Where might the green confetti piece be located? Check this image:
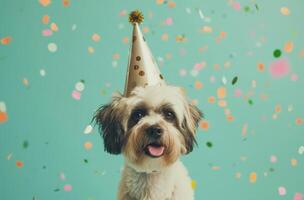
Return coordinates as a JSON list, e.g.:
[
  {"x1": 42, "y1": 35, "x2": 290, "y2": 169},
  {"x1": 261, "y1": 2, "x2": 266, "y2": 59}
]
[
  {"x1": 232, "y1": 76, "x2": 238, "y2": 85},
  {"x1": 248, "y1": 99, "x2": 254, "y2": 105},
  {"x1": 206, "y1": 141, "x2": 213, "y2": 148},
  {"x1": 255, "y1": 4, "x2": 259, "y2": 10},
  {"x1": 273, "y1": 49, "x2": 282, "y2": 58},
  {"x1": 23, "y1": 140, "x2": 29, "y2": 149},
  {"x1": 244, "y1": 6, "x2": 250, "y2": 12},
  {"x1": 54, "y1": 188, "x2": 60, "y2": 192},
  {"x1": 84, "y1": 159, "x2": 88, "y2": 163}
]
